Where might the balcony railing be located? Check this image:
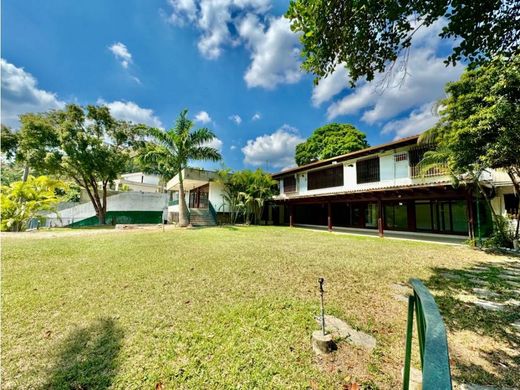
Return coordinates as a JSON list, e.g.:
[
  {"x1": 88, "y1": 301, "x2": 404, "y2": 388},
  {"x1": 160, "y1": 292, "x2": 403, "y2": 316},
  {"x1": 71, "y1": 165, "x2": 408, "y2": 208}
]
[{"x1": 411, "y1": 164, "x2": 448, "y2": 179}]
